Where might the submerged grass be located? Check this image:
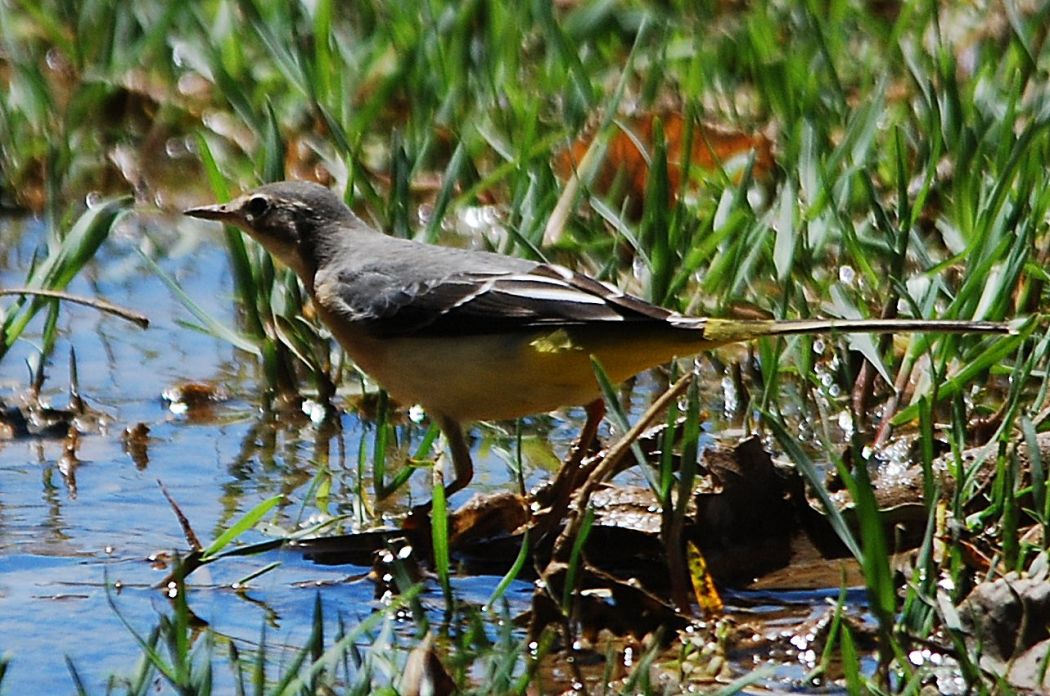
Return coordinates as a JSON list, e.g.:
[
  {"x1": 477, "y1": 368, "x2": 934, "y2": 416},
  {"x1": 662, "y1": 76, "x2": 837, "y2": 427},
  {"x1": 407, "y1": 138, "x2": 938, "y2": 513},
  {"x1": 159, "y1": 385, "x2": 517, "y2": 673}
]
[{"x1": 2, "y1": 0, "x2": 1050, "y2": 692}]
